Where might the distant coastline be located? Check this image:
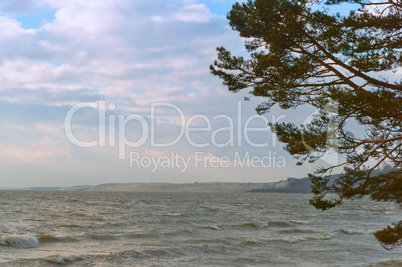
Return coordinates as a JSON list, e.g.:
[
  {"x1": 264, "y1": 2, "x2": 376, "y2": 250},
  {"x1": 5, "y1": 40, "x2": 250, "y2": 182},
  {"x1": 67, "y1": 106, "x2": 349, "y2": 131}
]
[
  {"x1": 7, "y1": 170, "x2": 392, "y2": 193},
  {"x1": 56, "y1": 175, "x2": 331, "y2": 193},
  {"x1": 0, "y1": 176, "x2": 331, "y2": 193}
]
